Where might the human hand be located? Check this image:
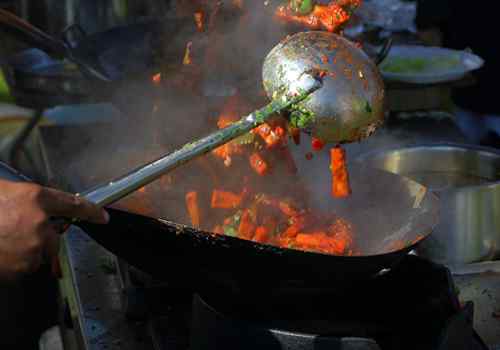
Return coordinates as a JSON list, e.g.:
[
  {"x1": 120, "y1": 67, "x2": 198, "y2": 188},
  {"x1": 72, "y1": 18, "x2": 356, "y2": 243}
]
[{"x1": 0, "y1": 179, "x2": 109, "y2": 281}]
